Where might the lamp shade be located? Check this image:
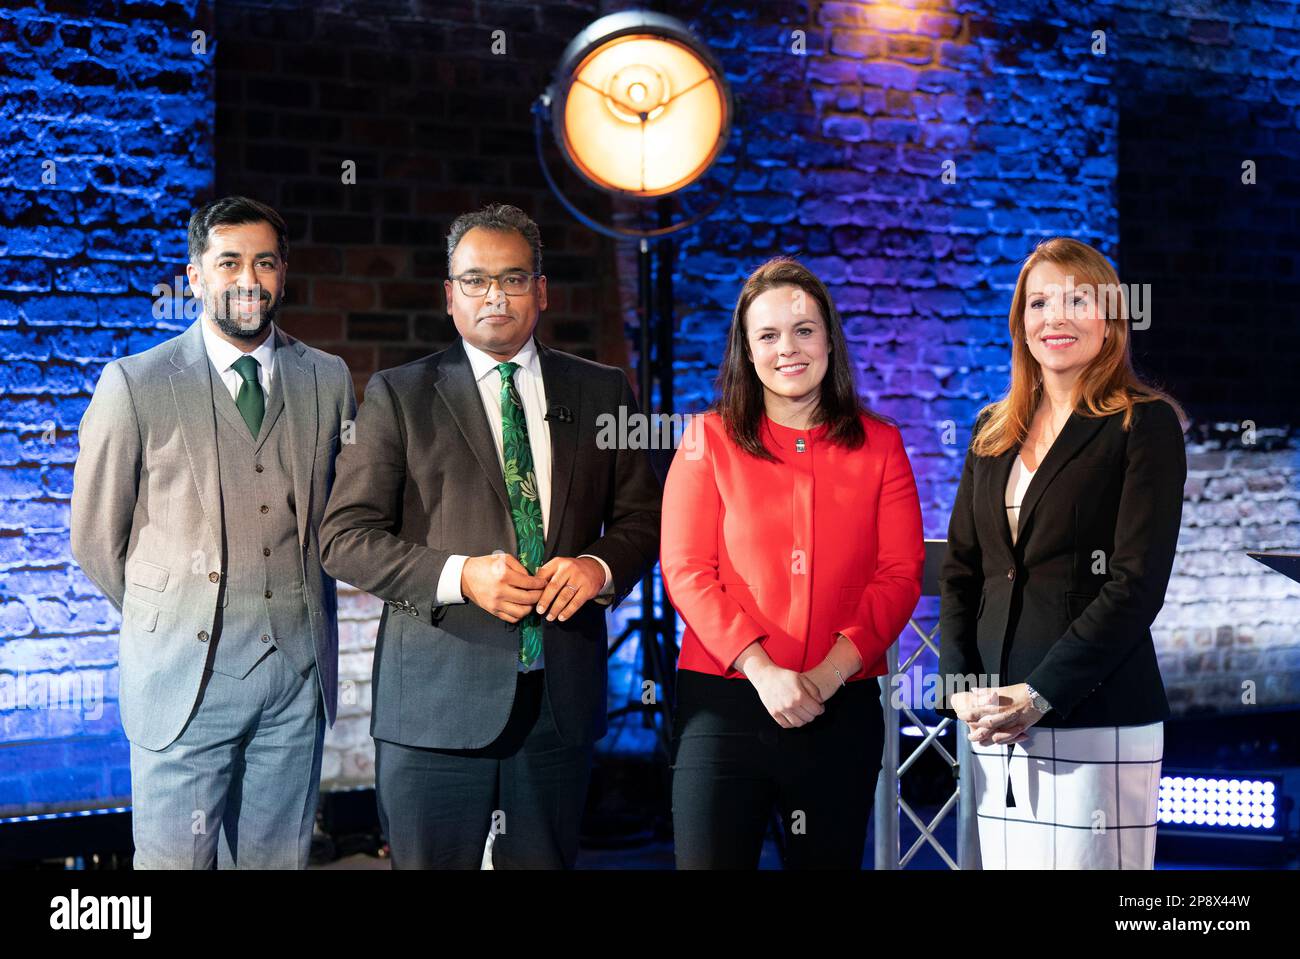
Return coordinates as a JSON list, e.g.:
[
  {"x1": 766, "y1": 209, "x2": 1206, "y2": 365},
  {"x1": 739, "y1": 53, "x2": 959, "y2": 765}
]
[{"x1": 549, "y1": 11, "x2": 731, "y2": 197}]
